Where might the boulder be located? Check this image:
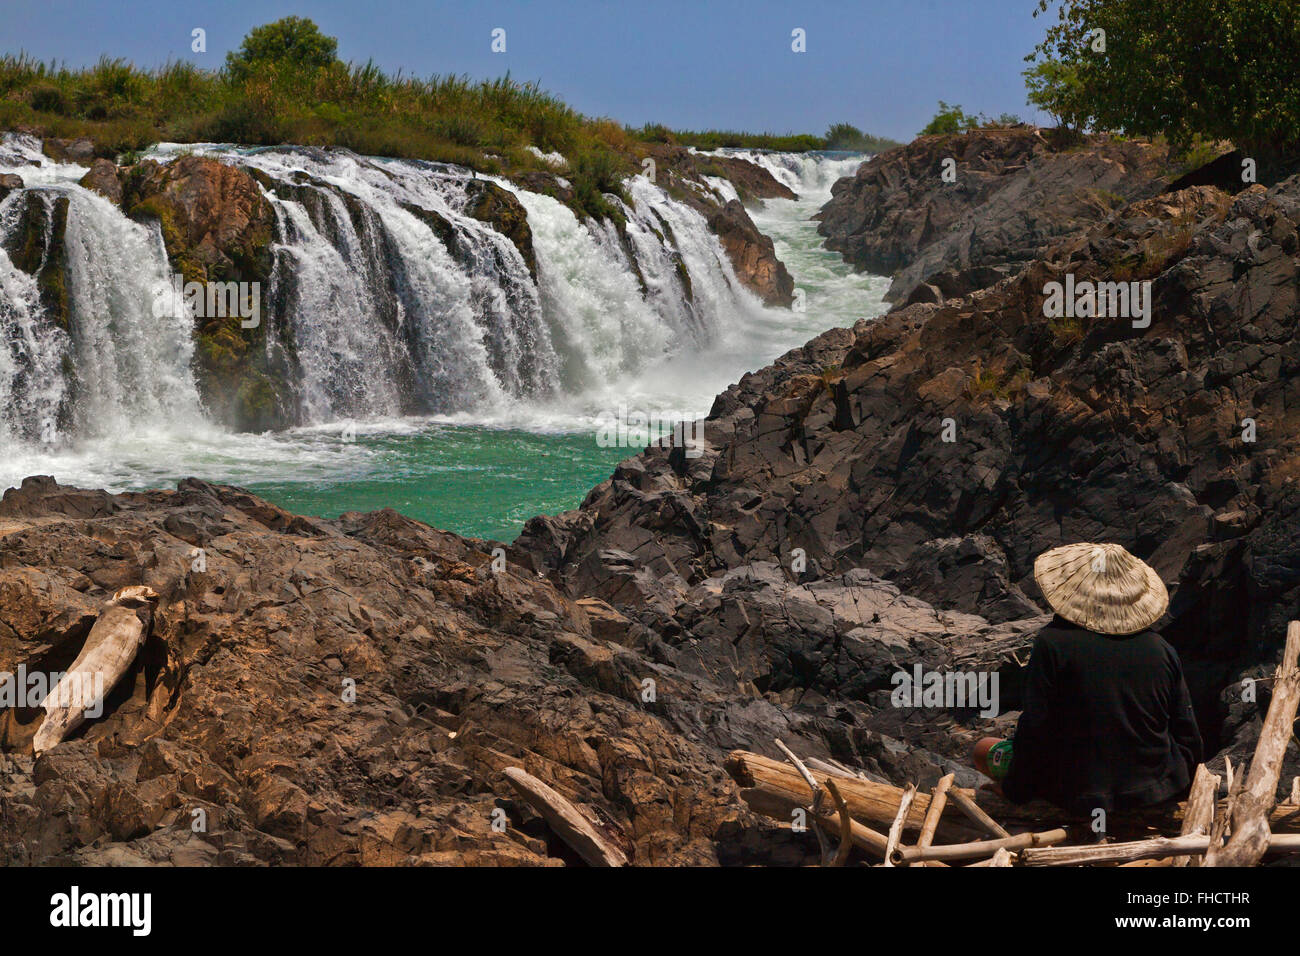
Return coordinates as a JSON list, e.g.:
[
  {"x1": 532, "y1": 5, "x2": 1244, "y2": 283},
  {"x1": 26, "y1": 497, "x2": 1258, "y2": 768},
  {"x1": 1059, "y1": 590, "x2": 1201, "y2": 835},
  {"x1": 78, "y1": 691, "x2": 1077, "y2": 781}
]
[
  {"x1": 708, "y1": 199, "x2": 795, "y2": 306},
  {"x1": 0, "y1": 172, "x2": 23, "y2": 201},
  {"x1": 77, "y1": 158, "x2": 122, "y2": 204},
  {"x1": 462, "y1": 179, "x2": 538, "y2": 280},
  {"x1": 42, "y1": 137, "x2": 96, "y2": 164},
  {"x1": 123, "y1": 155, "x2": 274, "y2": 284}
]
